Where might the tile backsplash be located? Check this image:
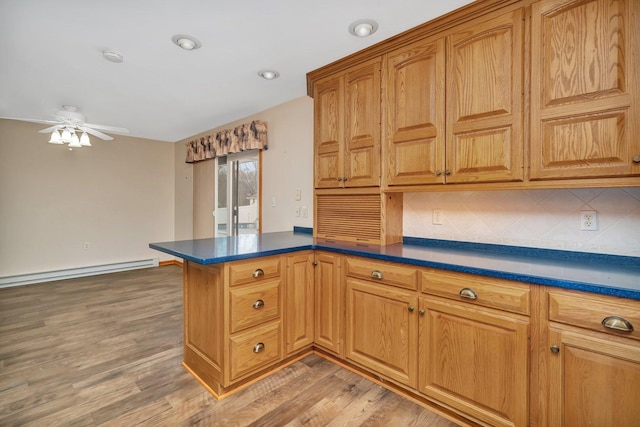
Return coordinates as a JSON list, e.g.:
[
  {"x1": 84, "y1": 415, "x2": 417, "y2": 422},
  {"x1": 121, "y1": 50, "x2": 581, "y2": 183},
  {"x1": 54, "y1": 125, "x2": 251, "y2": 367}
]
[{"x1": 403, "y1": 187, "x2": 640, "y2": 257}]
